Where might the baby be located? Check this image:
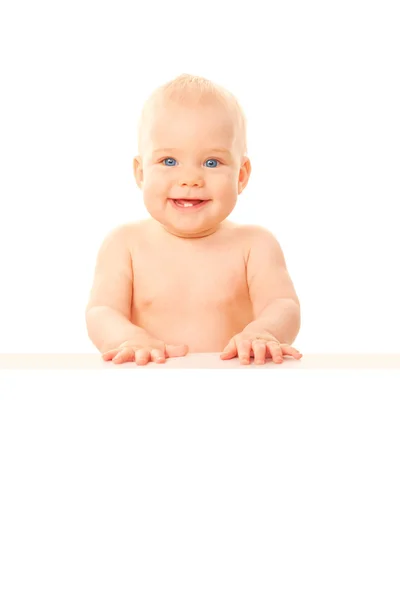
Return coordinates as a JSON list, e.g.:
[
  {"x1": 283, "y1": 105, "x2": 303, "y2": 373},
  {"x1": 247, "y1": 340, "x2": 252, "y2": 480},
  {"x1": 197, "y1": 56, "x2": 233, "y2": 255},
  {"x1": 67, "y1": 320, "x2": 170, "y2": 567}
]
[{"x1": 85, "y1": 73, "x2": 303, "y2": 366}]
